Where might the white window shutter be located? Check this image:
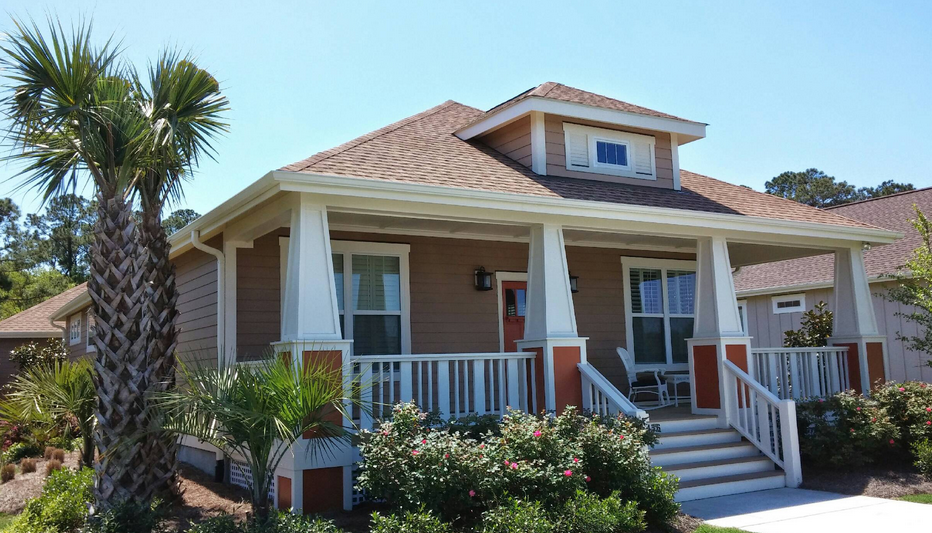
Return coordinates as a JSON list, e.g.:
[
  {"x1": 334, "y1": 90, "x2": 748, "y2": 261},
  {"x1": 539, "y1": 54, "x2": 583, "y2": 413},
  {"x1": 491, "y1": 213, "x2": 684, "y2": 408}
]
[
  {"x1": 567, "y1": 132, "x2": 589, "y2": 167},
  {"x1": 633, "y1": 140, "x2": 654, "y2": 176}
]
